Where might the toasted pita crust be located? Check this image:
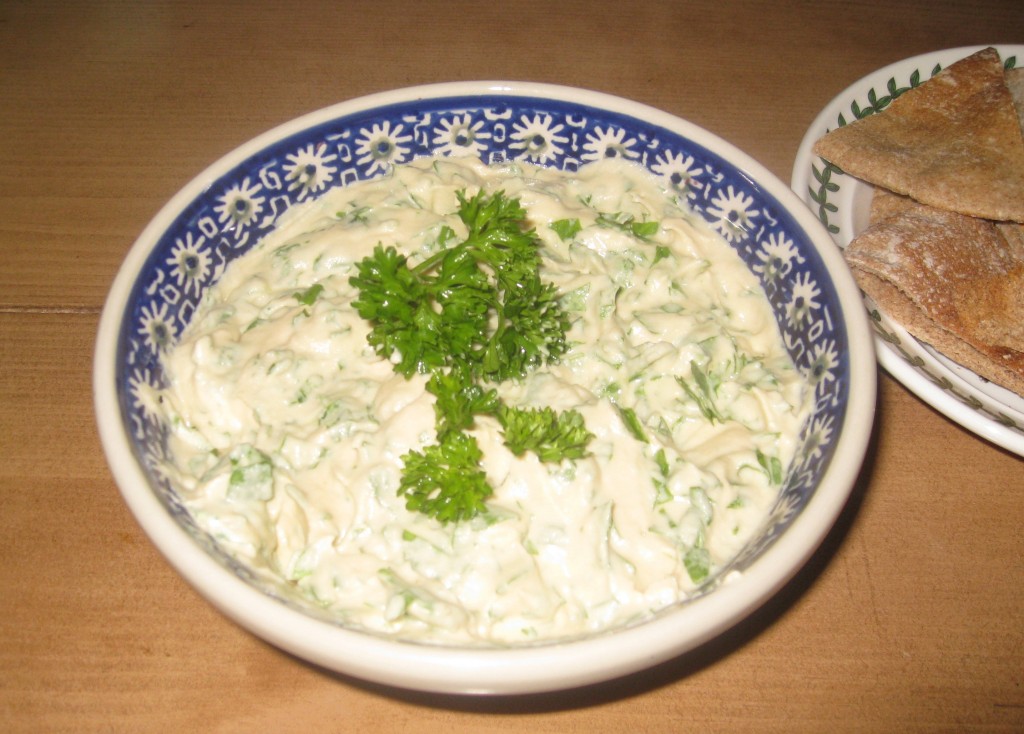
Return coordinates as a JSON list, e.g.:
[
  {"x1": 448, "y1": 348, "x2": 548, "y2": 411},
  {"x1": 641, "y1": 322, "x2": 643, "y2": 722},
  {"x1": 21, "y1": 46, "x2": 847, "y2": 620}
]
[
  {"x1": 868, "y1": 186, "x2": 916, "y2": 224},
  {"x1": 1007, "y1": 66, "x2": 1024, "y2": 122},
  {"x1": 997, "y1": 220, "x2": 1024, "y2": 257},
  {"x1": 814, "y1": 47, "x2": 1024, "y2": 222},
  {"x1": 844, "y1": 201, "x2": 1024, "y2": 395},
  {"x1": 853, "y1": 269, "x2": 1024, "y2": 396}
]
